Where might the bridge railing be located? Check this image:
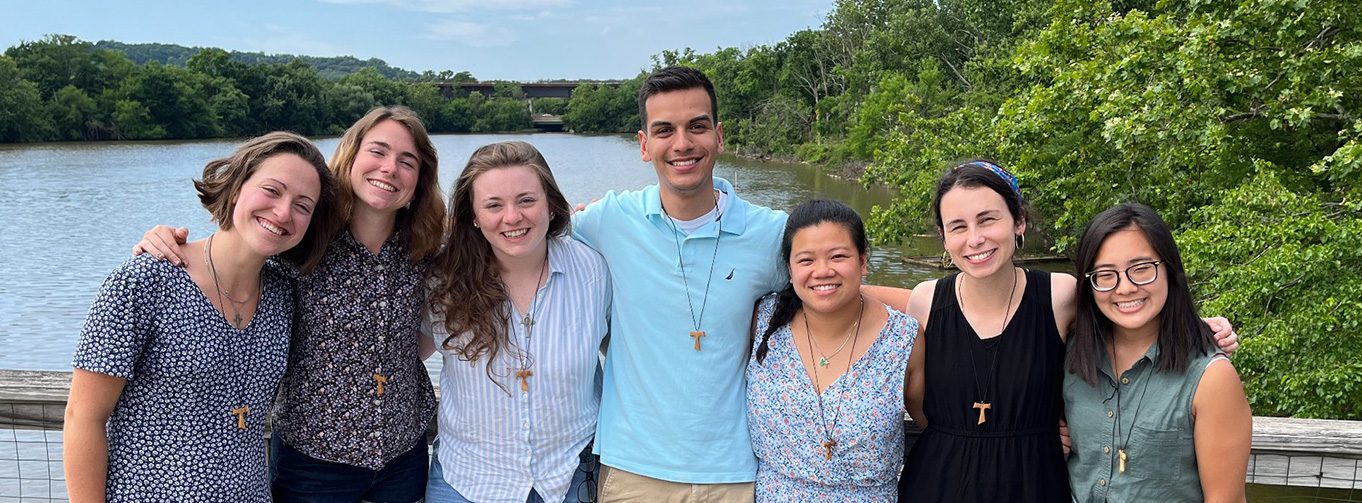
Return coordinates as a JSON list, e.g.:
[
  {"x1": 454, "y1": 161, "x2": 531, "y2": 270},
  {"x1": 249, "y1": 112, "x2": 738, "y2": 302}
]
[{"x1": 4, "y1": 369, "x2": 1360, "y2": 500}]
